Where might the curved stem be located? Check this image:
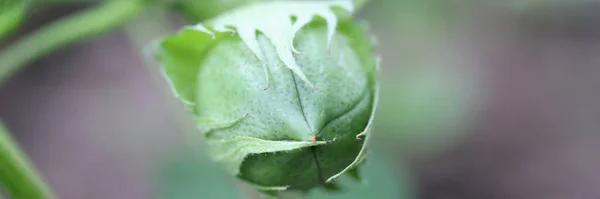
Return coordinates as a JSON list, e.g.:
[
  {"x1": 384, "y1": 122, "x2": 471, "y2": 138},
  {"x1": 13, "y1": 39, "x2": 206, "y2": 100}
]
[
  {"x1": 0, "y1": 0, "x2": 147, "y2": 85},
  {"x1": 0, "y1": 122, "x2": 56, "y2": 199}
]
